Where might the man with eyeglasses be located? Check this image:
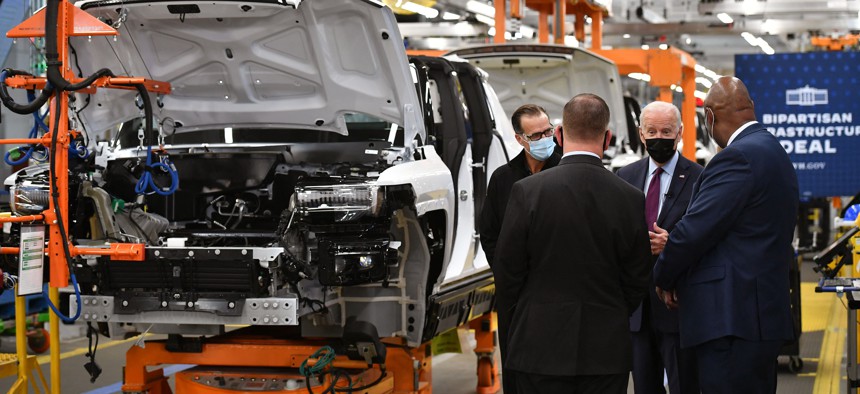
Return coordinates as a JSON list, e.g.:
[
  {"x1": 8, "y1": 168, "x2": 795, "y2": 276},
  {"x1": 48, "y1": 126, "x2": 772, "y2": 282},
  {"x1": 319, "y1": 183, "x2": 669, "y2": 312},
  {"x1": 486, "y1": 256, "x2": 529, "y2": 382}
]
[
  {"x1": 653, "y1": 77, "x2": 798, "y2": 393},
  {"x1": 494, "y1": 94, "x2": 651, "y2": 393},
  {"x1": 617, "y1": 101, "x2": 703, "y2": 394},
  {"x1": 479, "y1": 103, "x2": 560, "y2": 394}
]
